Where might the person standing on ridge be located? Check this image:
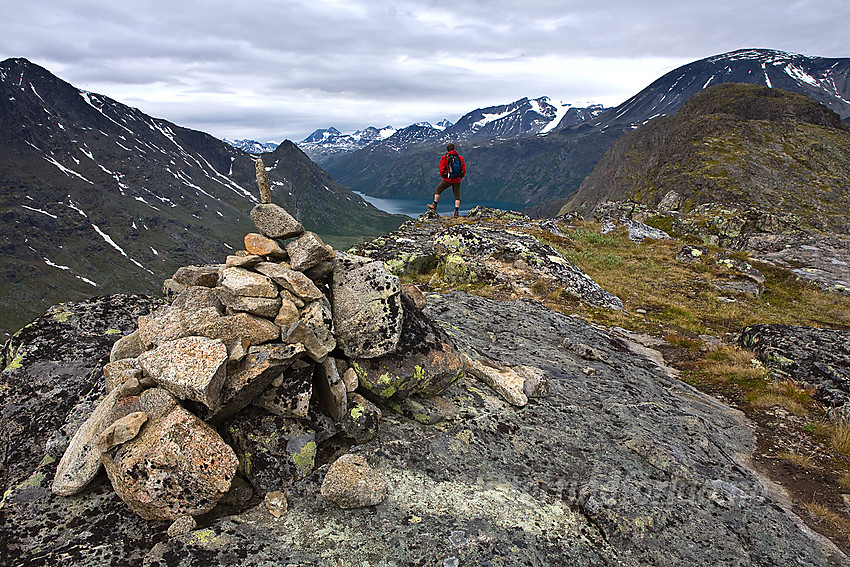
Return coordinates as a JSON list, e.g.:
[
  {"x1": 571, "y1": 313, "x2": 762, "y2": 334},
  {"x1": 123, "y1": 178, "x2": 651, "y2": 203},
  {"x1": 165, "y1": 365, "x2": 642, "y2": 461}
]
[{"x1": 427, "y1": 143, "x2": 466, "y2": 217}]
